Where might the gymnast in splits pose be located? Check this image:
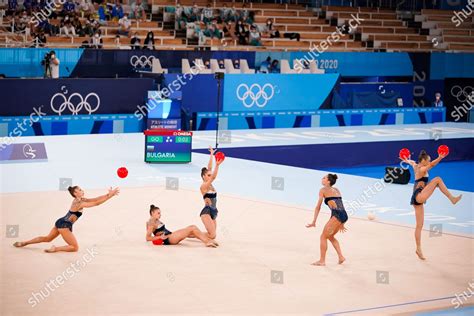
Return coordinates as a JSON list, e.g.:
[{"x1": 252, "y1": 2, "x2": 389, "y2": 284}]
[
  {"x1": 199, "y1": 146, "x2": 223, "y2": 240},
  {"x1": 146, "y1": 205, "x2": 218, "y2": 247},
  {"x1": 401, "y1": 150, "x2": 462, "y2": 260},
  {"x1": 13, "y1": 186, "x2": 119, "y2": 253},
  {"x1": 307, "y1": 174, "x2": 348, "y2": 266}
]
